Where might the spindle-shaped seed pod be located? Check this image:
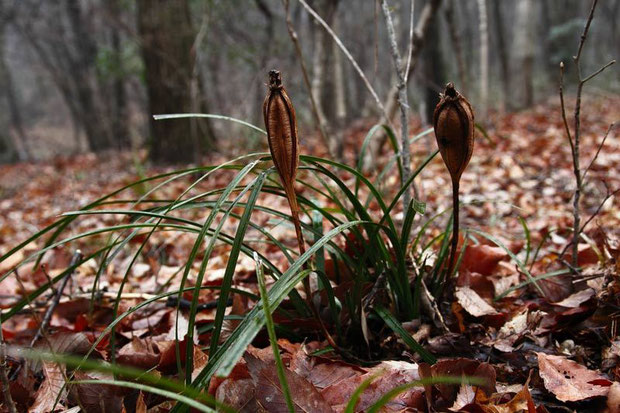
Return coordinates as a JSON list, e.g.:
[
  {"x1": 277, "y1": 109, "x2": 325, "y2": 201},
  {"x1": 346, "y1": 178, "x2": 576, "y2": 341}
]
[
  {"x1": 263, "y1": 70, "x2": 305, "y2": 255},
  {"x1": 433, "y1": 82, "x2": 474, "y2": 183},
  {"x1": 263, "y1": 70, "x2": 299, "y2": 192}
]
